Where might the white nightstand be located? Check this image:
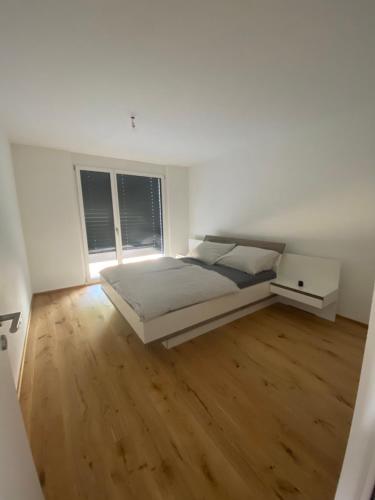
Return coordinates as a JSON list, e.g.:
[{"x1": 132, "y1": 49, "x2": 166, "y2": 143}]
[{"x1": 271, "y1": 253, "x2": 340, "y2": 321}]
